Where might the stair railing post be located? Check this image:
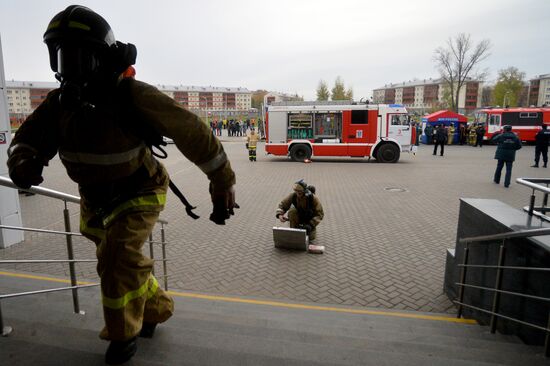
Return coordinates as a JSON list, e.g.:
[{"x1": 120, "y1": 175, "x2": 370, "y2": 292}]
[
  {"x1": 161, "y1": 222, "x2": 168, "y2": 291},
  {"x1": 0, "y1": 301, "x2": 13, "y2": 336},
  {"x1": 457, "y1": 243, "x2": 469, "y2": 318},
  {"x1": 63, "y1": 201, "x2": 81, "y2": 314},
  {"x1": 543, "y1": 184, "x2": 549, "y2": 212},
  {"x1": 149, "y1": 233, "x2": 155, "y2": 276},
  {"x1": 545, "y1": 310, "x2": 550, "y2": 358},
  {"x1": 490, "y1": 239, "x2": 506, "y2": 333},
  {"x1": 529, "y1": 189, "x2": 536, "y2": 216}
]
